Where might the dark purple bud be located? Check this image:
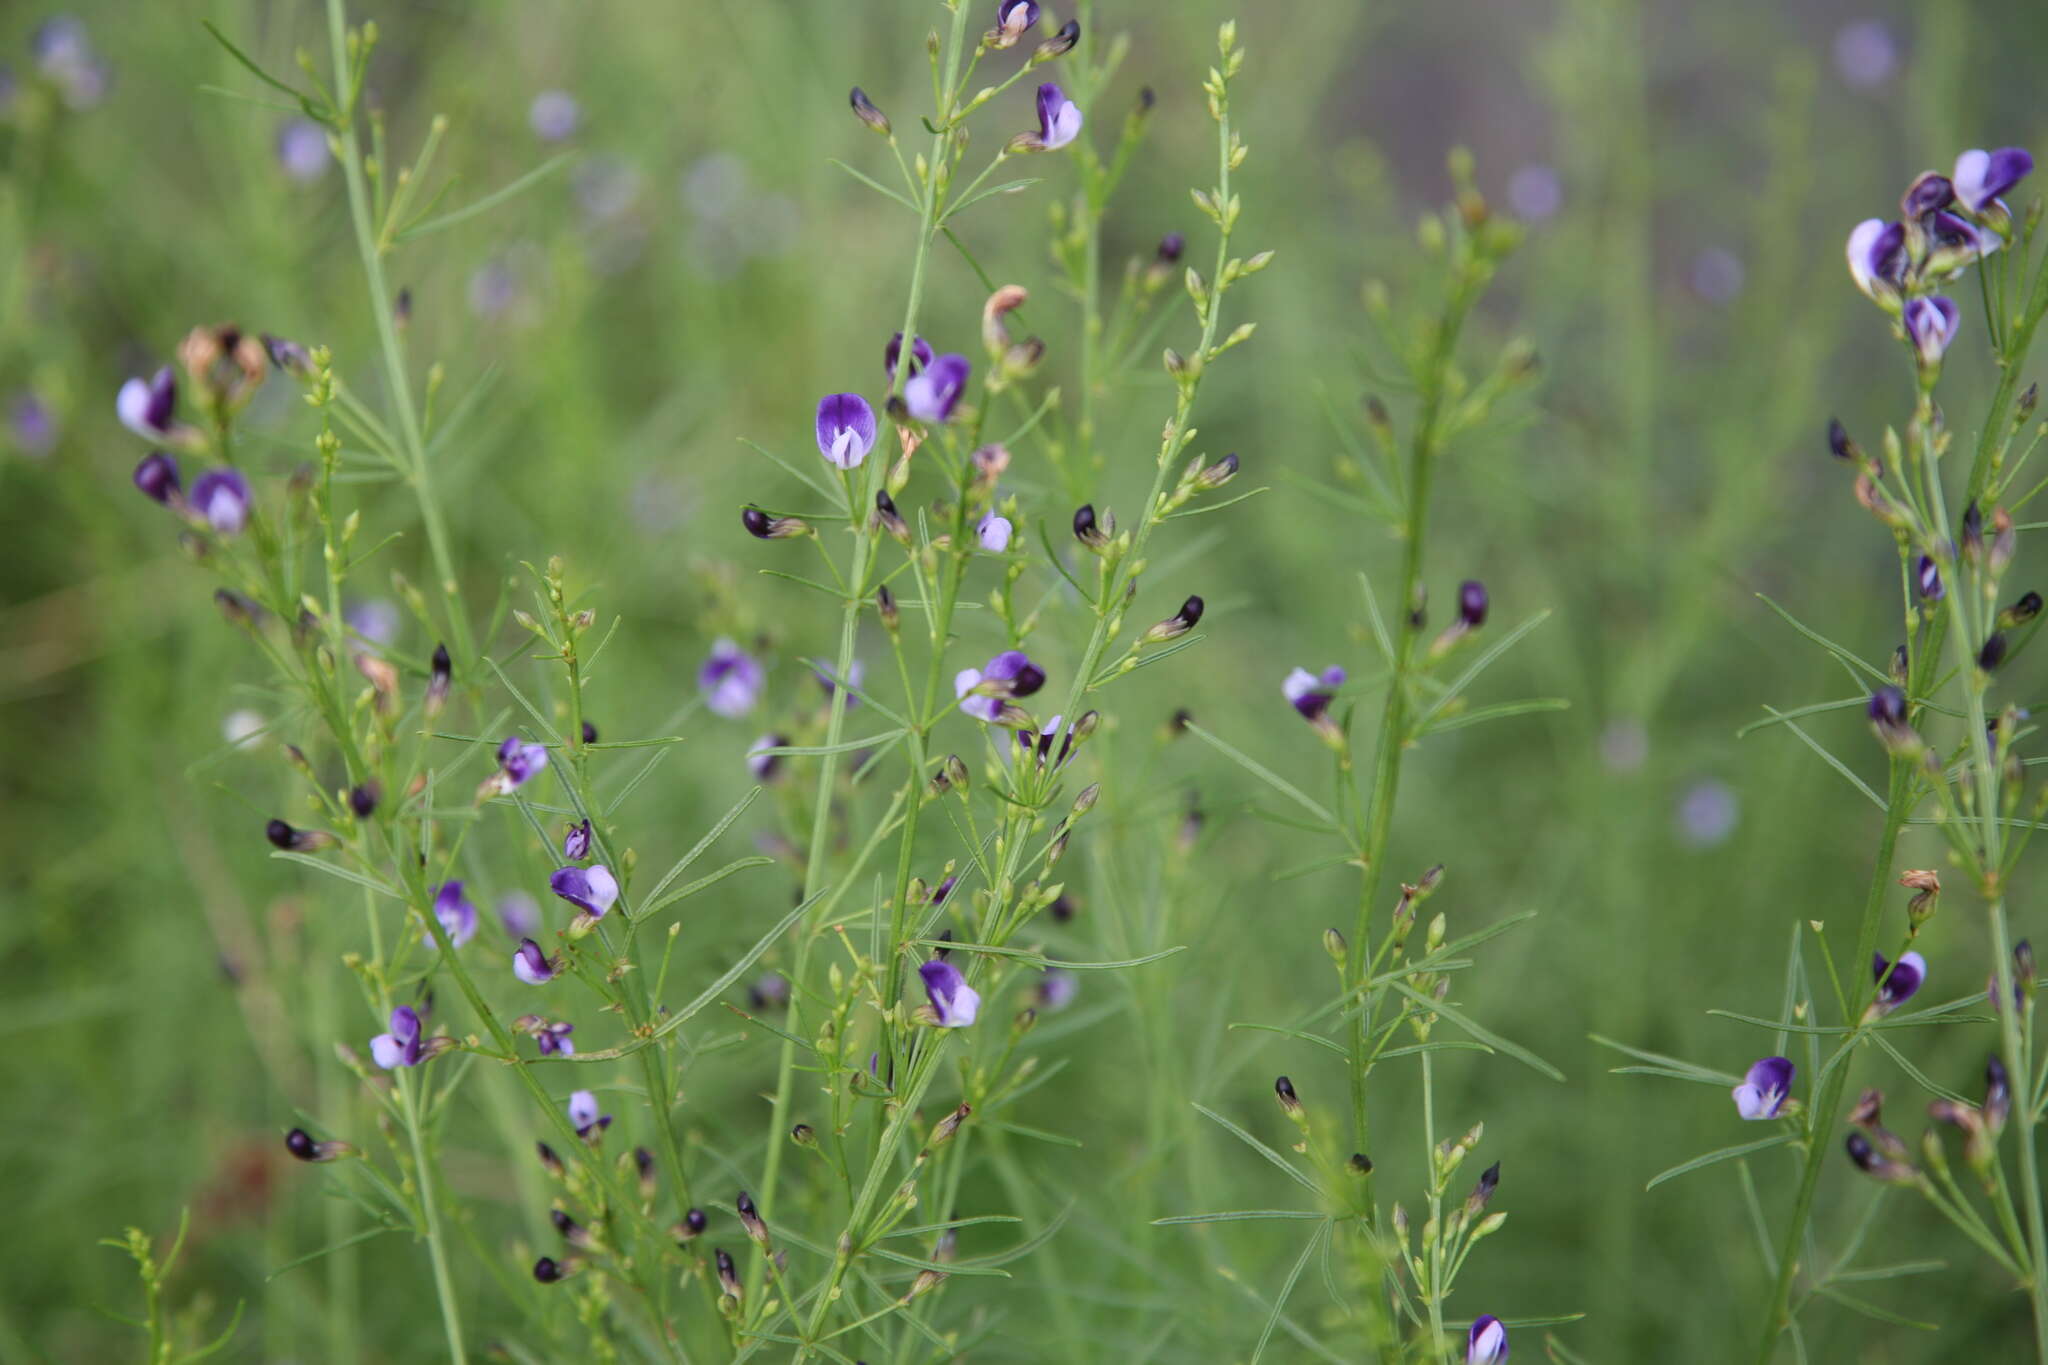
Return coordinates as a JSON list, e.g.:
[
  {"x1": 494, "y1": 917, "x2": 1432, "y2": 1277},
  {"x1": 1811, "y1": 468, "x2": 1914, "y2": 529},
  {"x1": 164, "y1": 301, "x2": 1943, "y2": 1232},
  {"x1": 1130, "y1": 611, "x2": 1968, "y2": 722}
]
[
  {"x1": 1039, "y1": 18, "x2": 1080, "y2": 57},
  {"x1": 190, "y1": 468, "x2": 252, "y2": 535},
  {"x1": 536, "y1": 1141, "x2": 565, "y2": 1176},
  {"x1": 1050, "y1": 893, "x2": 1076, "y2": 921},
  {"x1": 715, "y1": 1248, "x2": 742, "y2": 1298},
  {"x1": 550, "y1": 1208, "x2": 591, "y2": 1248},
  {"x1": 2004, "y1": 591, "x2": 2043, "y2": 627},
  {"x1": 284, "y1": 1127, "x2": 350, "y2": 1162},
  {"x1": 1274, "y1": 1075, "x2": 1302, "y2": 1114},
  {"x1": 1845, "y1": 1130, "x2": 1917, "y2": 1184},
  {"x1": 742, "y1": 505, "x2": 810, "y2": 540},
  {"x1": 1980, "y1": 633, "x2": 2009, "y2": 671},
  {"x1": 533, "y1": 1256, "x2": 565, "y2": 1283},
  {"x1": 1901, "y1": 170, "x2": 1955, "y2": 218},
  {"x1": 1467, "y1": 1161, "x2": 1500, "y2": 1212},
  {"x1": 1157, "y1": 232, "x2": 1186, "y2": 263},
  {"x1": 1986, "y1": 1056, "x2": 2011, "y2": 1134},
  {"x1": 394, "y1": 288, "x2": 412, "y2": 328},
  {"x1": 873, "y1": 489, "x2": 911, "y2": 543},
  {"x1": 133, "y1": 451, "x2": 181, "y2": 504},
  {"x1": 849, "y1": 86, "x2": 890, "y2": 136},
  {"x1": 349, "y1": 782, "x2": 380, "y2": 819},
  {"x1": 1828, "y1": 417, "x2": 1857, "y2": 461},
  {"x1": 581, "y1": 719, "x2": 598, "y2": 744},
  {"x1": 1963, "y1": 501, "x2": 1985, "y2": 557},
  {"x1": 262, "y1": 333, "x2": 313, "y2": 377},
  {"x1": 1458, "y1": 580, "x2": 1489, "y2": 628},
  {"x1": 425, "y1": 643, "x2": 451, "y2": 716},
  {"x1": 1073, "y1": 502, "x2": 1111, "y2": 550},
  {"x1": 1348, "y1": 1153, "x2": 1373, "y2": 1175},
  {"x1": 684, "y1": 1207, "x2": 708, "y2": 1239},
  {"x1": 1916, "y1": 554, "x2": 1944, "y2": 601},
  {"x1": 737, "y1": 1189, "x2": 768, "y2": 1245}
]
